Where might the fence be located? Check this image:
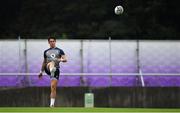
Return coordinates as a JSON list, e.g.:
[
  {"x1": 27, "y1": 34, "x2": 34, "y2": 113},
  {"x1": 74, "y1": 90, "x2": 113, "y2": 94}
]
[{"x1": 0, "y1": 39, "x2": 180, "y2": 87}]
